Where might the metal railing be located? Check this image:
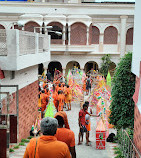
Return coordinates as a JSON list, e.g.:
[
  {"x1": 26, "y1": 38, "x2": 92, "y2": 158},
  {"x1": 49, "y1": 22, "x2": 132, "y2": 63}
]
[
  {"x1": 0, "y1": 30, "x2": 7, "y2": 56},
  {"x1": 118, "y1": 129, "x2": 141, "y2": 158}
]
